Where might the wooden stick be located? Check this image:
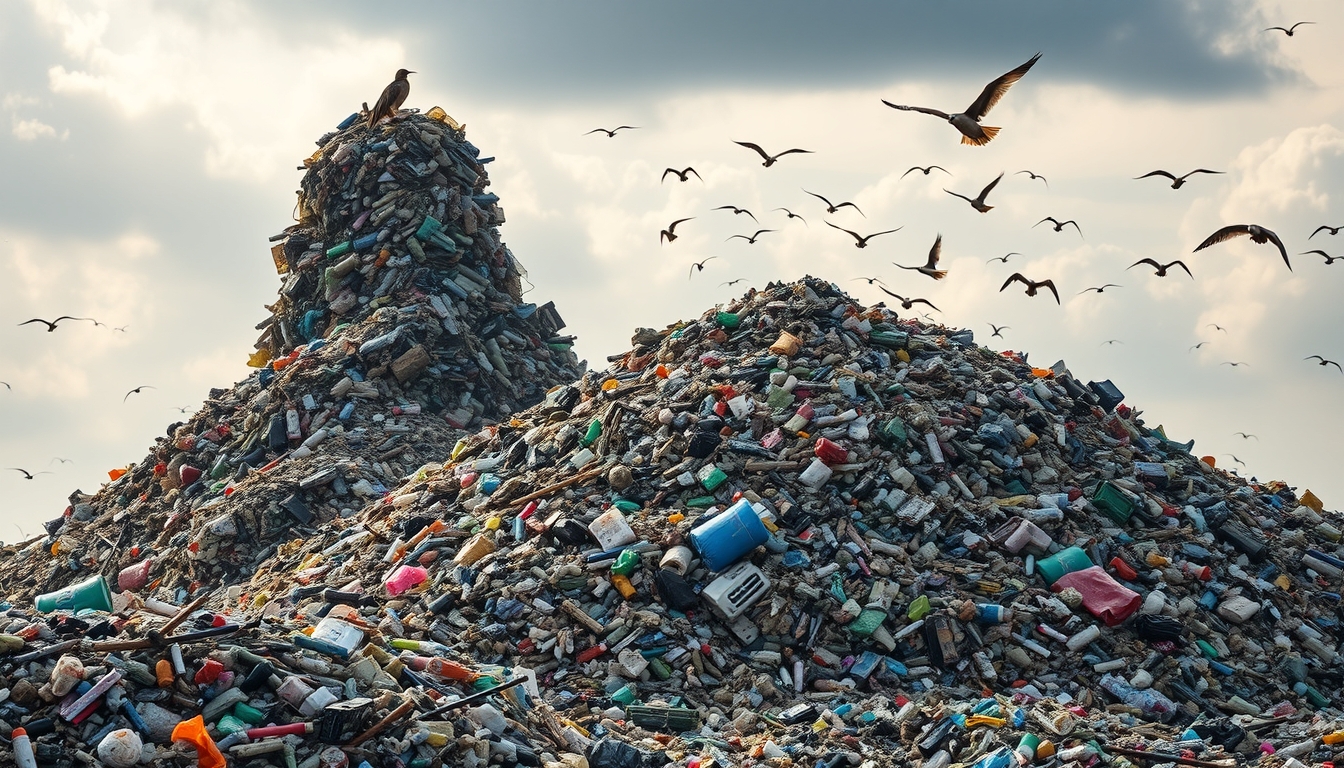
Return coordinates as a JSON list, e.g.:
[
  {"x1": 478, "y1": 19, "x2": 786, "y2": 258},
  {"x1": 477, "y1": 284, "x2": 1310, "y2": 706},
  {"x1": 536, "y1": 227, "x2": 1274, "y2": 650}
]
[
  {"x1": 491, "y1": 464, "x2": 606, "y2": 510},
  {"x1": 160, "y1": 591, "x2": 213, "y2": 636},
  {"x1": 1104, "y1": 745, "x2": 1238, "y2": 768},
  {"x1": 344, "y1": 697, "x2": 416, "y2": 748}
]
